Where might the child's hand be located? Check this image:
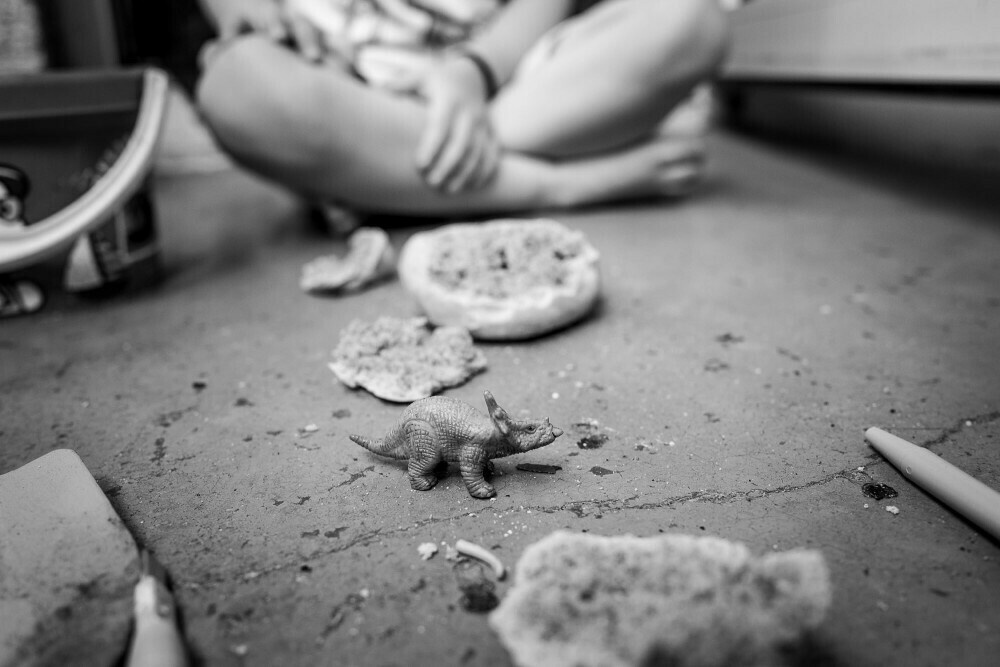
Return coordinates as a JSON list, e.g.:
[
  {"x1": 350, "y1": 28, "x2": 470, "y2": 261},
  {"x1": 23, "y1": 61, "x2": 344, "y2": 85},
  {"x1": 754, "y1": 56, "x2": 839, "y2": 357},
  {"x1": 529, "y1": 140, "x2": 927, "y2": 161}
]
[
  {"x1": 201, "y1": 0, "x2": 326, "y2": 62},
  {"x1": 415, "y1": 56, "x2": 501, "y2": 194}
]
